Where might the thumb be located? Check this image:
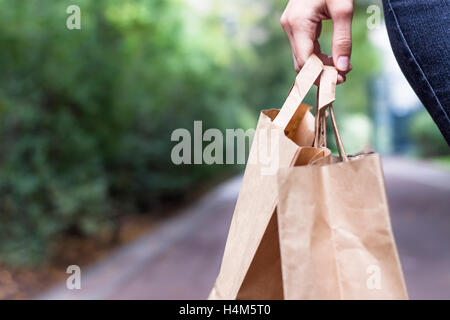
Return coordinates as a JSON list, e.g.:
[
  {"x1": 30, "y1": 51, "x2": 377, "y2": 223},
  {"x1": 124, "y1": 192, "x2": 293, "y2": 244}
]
[{"x1": 330, "y1": 4, "x2": 353, "y2": 72}]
